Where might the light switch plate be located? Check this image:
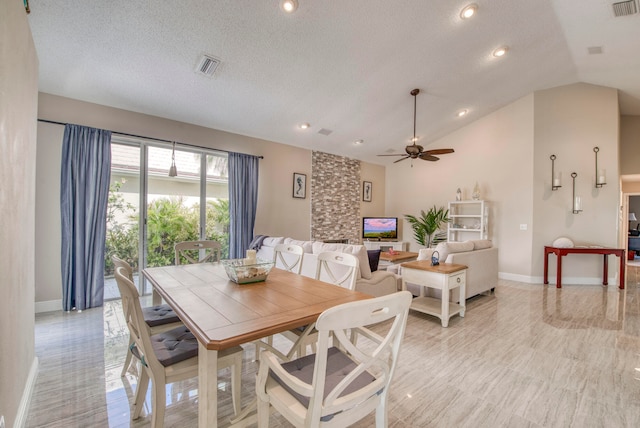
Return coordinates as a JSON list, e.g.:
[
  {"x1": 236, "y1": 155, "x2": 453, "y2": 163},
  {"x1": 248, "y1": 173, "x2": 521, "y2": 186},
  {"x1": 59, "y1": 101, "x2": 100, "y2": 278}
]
[{"x1": 520, "y1": 224, "x2": 528, "y2": 230}]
